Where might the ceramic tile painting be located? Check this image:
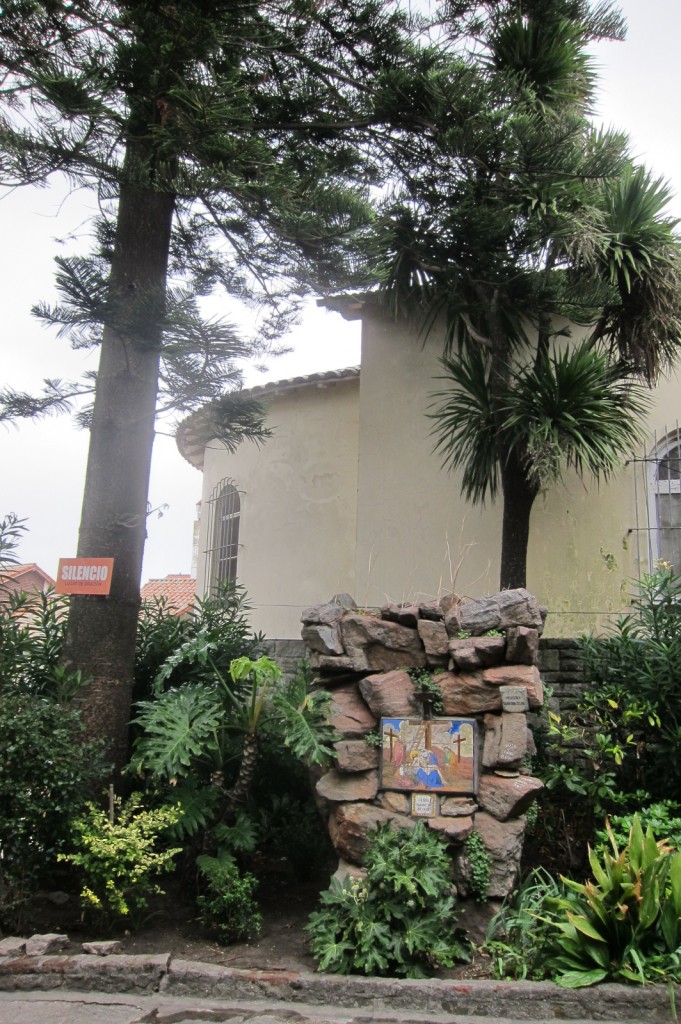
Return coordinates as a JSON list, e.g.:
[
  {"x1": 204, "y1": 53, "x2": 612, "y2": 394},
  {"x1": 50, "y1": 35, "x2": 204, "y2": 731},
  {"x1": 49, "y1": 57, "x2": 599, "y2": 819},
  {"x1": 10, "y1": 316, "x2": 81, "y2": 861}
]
[{"x1": 379, "y1": 717, "x2": 478, "y2": 795}]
